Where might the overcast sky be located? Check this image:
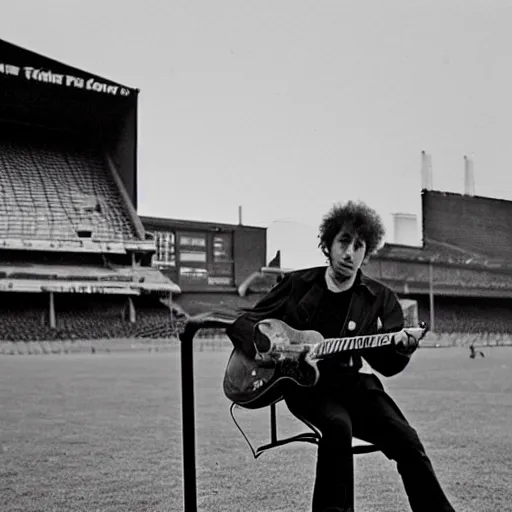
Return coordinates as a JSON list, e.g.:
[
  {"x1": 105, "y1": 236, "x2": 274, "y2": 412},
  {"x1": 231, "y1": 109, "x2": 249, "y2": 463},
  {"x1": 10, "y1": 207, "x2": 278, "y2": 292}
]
[{"x1": 2, "y1": 1, "x2": 511, "y2": 267}]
